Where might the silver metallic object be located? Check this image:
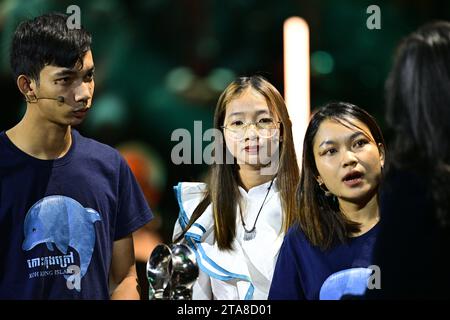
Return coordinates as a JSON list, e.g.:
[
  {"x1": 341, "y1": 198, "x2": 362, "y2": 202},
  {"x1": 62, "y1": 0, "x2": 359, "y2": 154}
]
[
  {"x1": 169, "y1": 243, "x2": 199, "y2": 299},
  {"x1": 146, "y1": 244, "x2": 173, "y2": 299},
  {"x1": 146, "y1": 243, "x2": 199, "y2": 300}
]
